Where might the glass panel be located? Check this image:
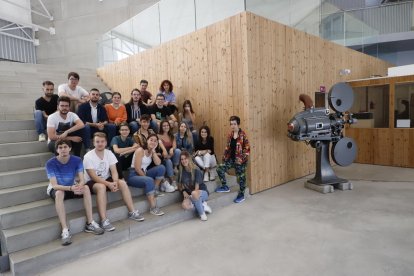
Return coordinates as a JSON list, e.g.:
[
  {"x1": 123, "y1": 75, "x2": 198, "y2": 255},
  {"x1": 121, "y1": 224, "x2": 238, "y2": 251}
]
[
  {"x1": 159, "y1": 0, "x2": 195, "y2": 43},
  {"x1": 395, "y1": 83, "x2": 414, "y2": 128},
  {"x1": 350, "y1": 85, "x2": 389, "y2": 128},
  {"x1": 131, "y1": 4, "x2": 161, "y2": 48},
  {"x1": 195, "y1": 0, "x2": 244, "y2": 29}
]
